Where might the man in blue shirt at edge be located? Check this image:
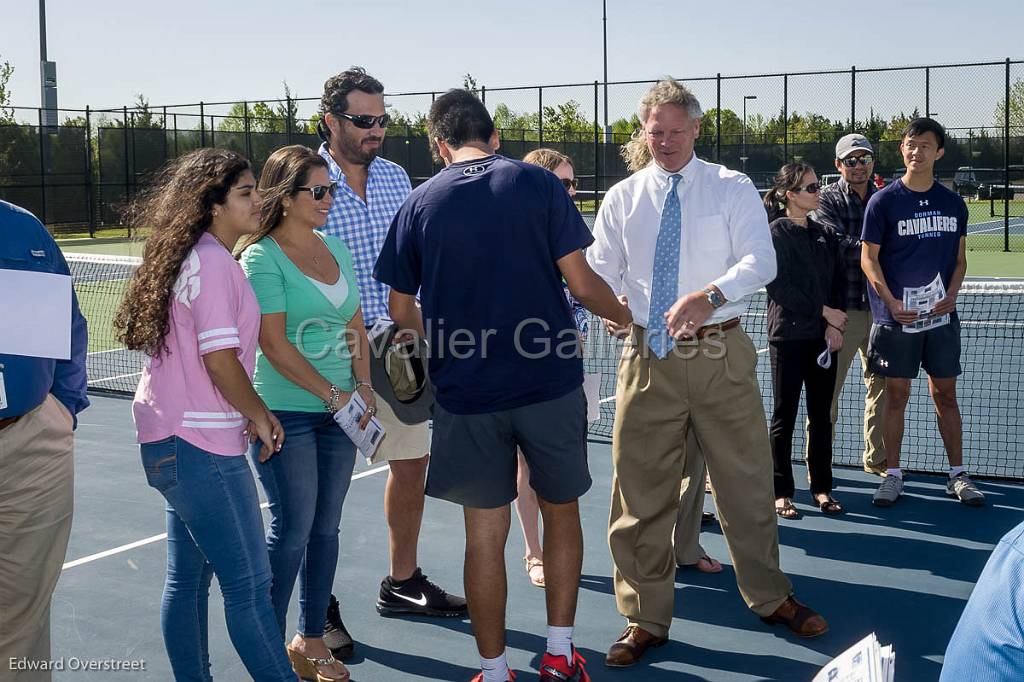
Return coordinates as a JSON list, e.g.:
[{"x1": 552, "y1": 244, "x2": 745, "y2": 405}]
[
  {"x1": 940, "y1": 520, "x2": 1024, "y2": 681},
  {"x1": 0, "y1": 200, "x2": 89, "y2": 679},
  {"x1": 860, "y1": 117, "x2": 984, "y2": 508},
  {"x1": 375, "y1": 89, "x2": 631, "y2": 682}
]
